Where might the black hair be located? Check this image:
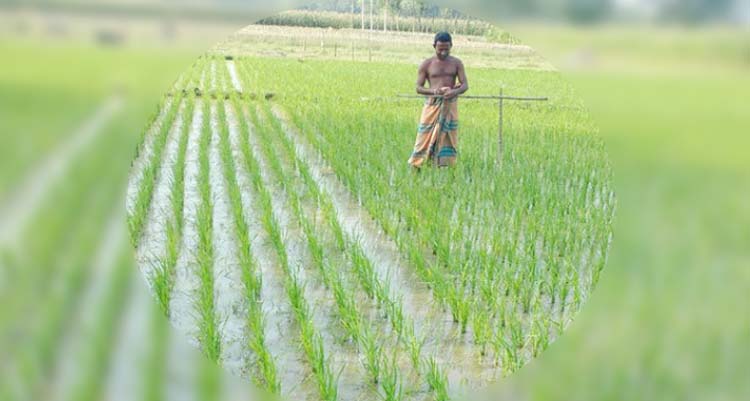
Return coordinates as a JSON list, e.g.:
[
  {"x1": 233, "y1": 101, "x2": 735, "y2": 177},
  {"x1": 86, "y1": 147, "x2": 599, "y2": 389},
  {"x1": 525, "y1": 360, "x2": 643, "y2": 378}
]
[{"x1": 433, "y1": 31, "x2": 452, "y2": 46}]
